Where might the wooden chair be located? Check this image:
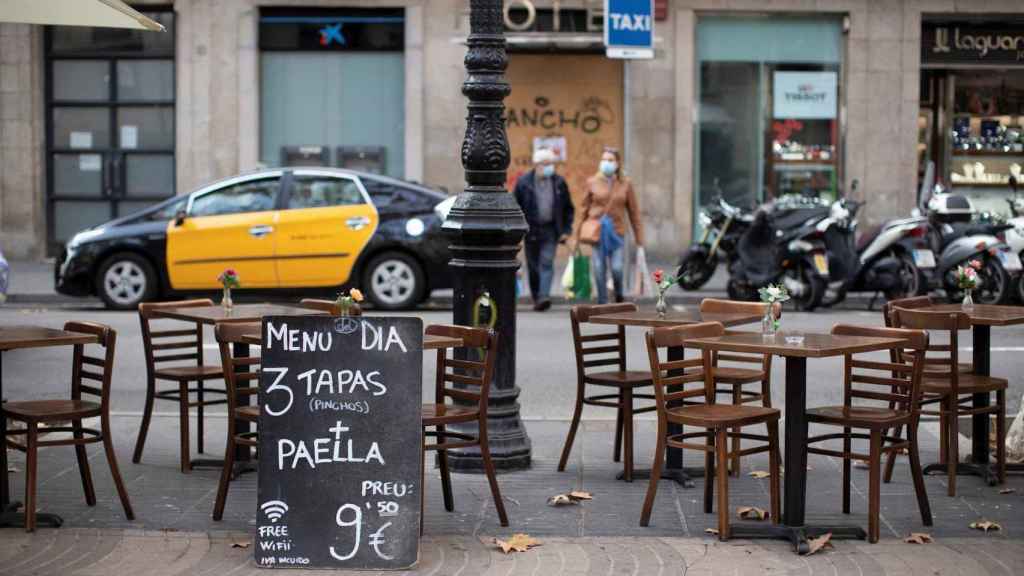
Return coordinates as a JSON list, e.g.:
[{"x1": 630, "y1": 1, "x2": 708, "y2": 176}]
[
  {"x1": 298, "y1": 298, "x2": 361, "y2": 316},
  {"x1": 890, "y1": 308, "x2": 1007, "y2": 496},
  {"x1": 212, "y1": 322, "x2": 261, "y2": 521},
  {"x1": 883, "y1": 296, "x2": 972, "y2": 374},
  {"x1": 3, "y1": 322, "x2": 134, "y2": 531},
  {"x1": 558, "y1": 303, "x2": 656, "y2": 482},
  {"x1": 805, "y1": 324, "x2": 932, "y2": 543},
  {"x1": 699, "y1": 298, "x2": 774, "y2": 476},
  {"x1": 134, "y1": 299, "x2": 227, "y2": 473},
  {"x1": 422, "y1": 324, "x2": 508, "y2": 527},
  {"x1": 640, "y1": 322, "x2": 780, "y2": 540}
]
